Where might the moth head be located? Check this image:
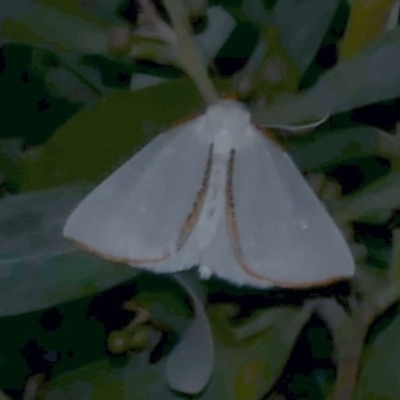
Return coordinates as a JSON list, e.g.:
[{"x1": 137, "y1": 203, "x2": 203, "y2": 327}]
[{"x1": 204, "y1": 100, "x2": 250, "y2": 135}]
